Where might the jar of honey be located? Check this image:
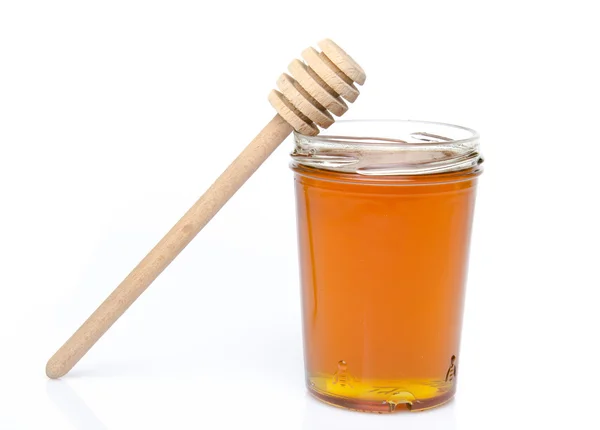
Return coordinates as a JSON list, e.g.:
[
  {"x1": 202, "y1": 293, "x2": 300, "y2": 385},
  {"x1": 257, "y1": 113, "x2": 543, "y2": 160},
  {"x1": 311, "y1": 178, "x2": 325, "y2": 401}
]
[{"x1": 291, "y1": 120, "x2": 483, "y2": 412}]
